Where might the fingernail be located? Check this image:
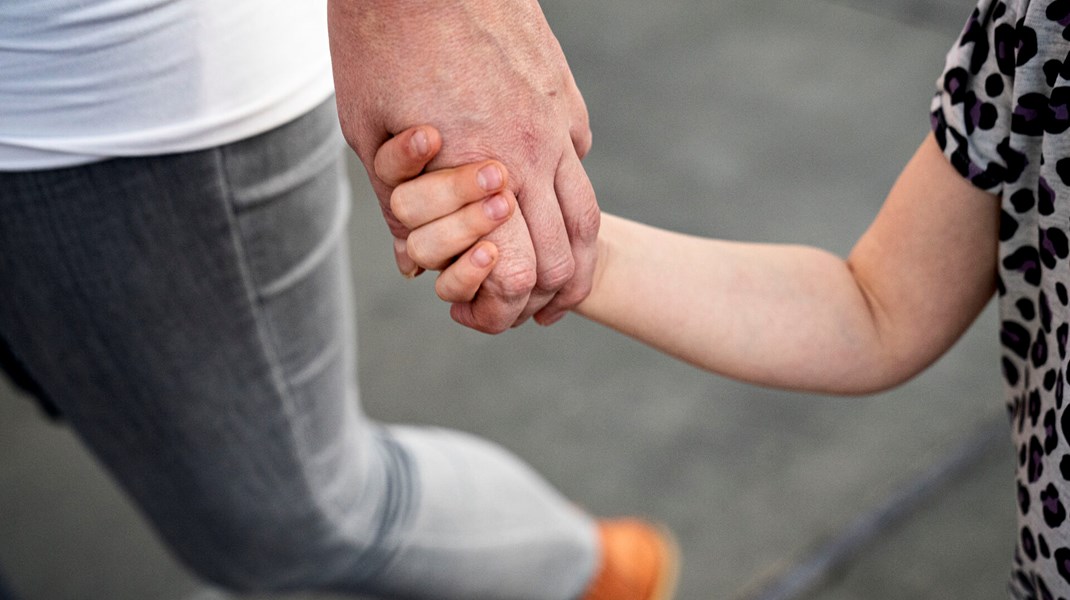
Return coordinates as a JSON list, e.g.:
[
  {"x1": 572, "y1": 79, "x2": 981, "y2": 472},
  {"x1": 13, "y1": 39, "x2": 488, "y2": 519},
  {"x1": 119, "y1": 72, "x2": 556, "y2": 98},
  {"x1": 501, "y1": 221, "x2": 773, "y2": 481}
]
[
  {"x1": 472, "y1": 246, "x2": 494, "y2": 267},
  {"x1": 483, "y1": 195, "x2": 510, "y2": 220},
  {"x1": 476, "y1": 164, "x2": 502, "y2": 191},
  {"x1": 411, "y1": 130, "x2": 429, "y2": 156},
  {"x1": 395, "y1": 237, "x2": 421, "y2": 278}
]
